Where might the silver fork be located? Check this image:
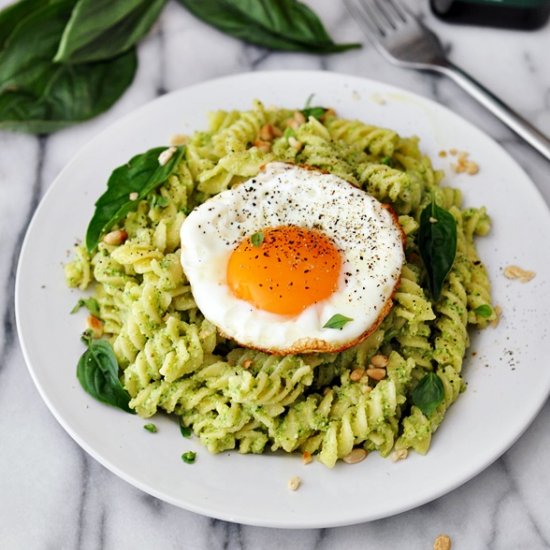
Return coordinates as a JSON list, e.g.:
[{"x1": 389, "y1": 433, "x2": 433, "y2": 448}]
[{"x1": 345, "y1": 0, "x2": 550, "y2": 162}]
